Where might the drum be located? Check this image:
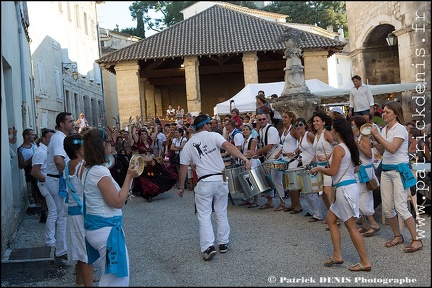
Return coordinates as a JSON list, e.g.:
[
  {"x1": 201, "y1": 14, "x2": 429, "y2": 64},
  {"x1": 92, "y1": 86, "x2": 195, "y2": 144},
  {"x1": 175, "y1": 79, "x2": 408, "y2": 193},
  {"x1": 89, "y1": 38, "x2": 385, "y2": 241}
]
[
  {"x1": 265, "y1": 159, "x2": 289, "y2": 171},
  {"x1": 300, "y1": 171, "x2": 323, "y2": 194},
  {"x1": 285, "y1": 167, "x2": 304, "y2": 191},
  {"x1": 130, "y1": 154, "x2": 145, "y2": 176},
  {"x1": 237, "y1": 164, "x2": 274, "y2": 198},
  {"x1": 226, "y1": 166, "x2": 245, "y2": 194}
]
